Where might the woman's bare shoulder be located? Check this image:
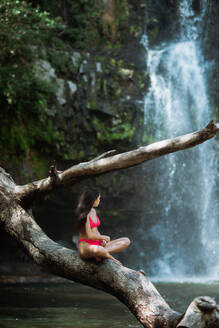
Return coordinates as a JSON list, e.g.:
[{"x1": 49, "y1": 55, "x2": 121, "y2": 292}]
[
  {"x1": 87, "y1": 208, "x2": 95, "y2": 218},
  {"x1": 89, "y1": 208, "x2": 97, "y2": 220},
  {"x1": 90, "y1": 208, "x2": 96, "y2": 214}
]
